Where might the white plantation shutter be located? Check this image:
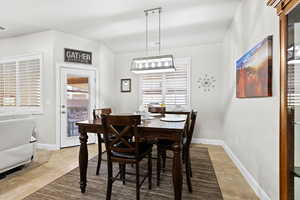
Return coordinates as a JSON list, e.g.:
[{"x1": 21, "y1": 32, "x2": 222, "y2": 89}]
[
  {"x1": 141, "y1": 73, "x2": 163, "y2": 105},
  {"x1": 140, "y1": 58, "x2": 190, "y2": 106},
  {"x1": 0, "y1": 62, "x2": 17, "y2": 106},
  {"x1": 18, "y1": 59, "x2": 41, "y2": 107},
  {"x1": 0, "y1": 54, "x2": 42, "y2": 113},
  {"x1": 165, "y1": 62, "x2": 189, "y2": 105}
]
